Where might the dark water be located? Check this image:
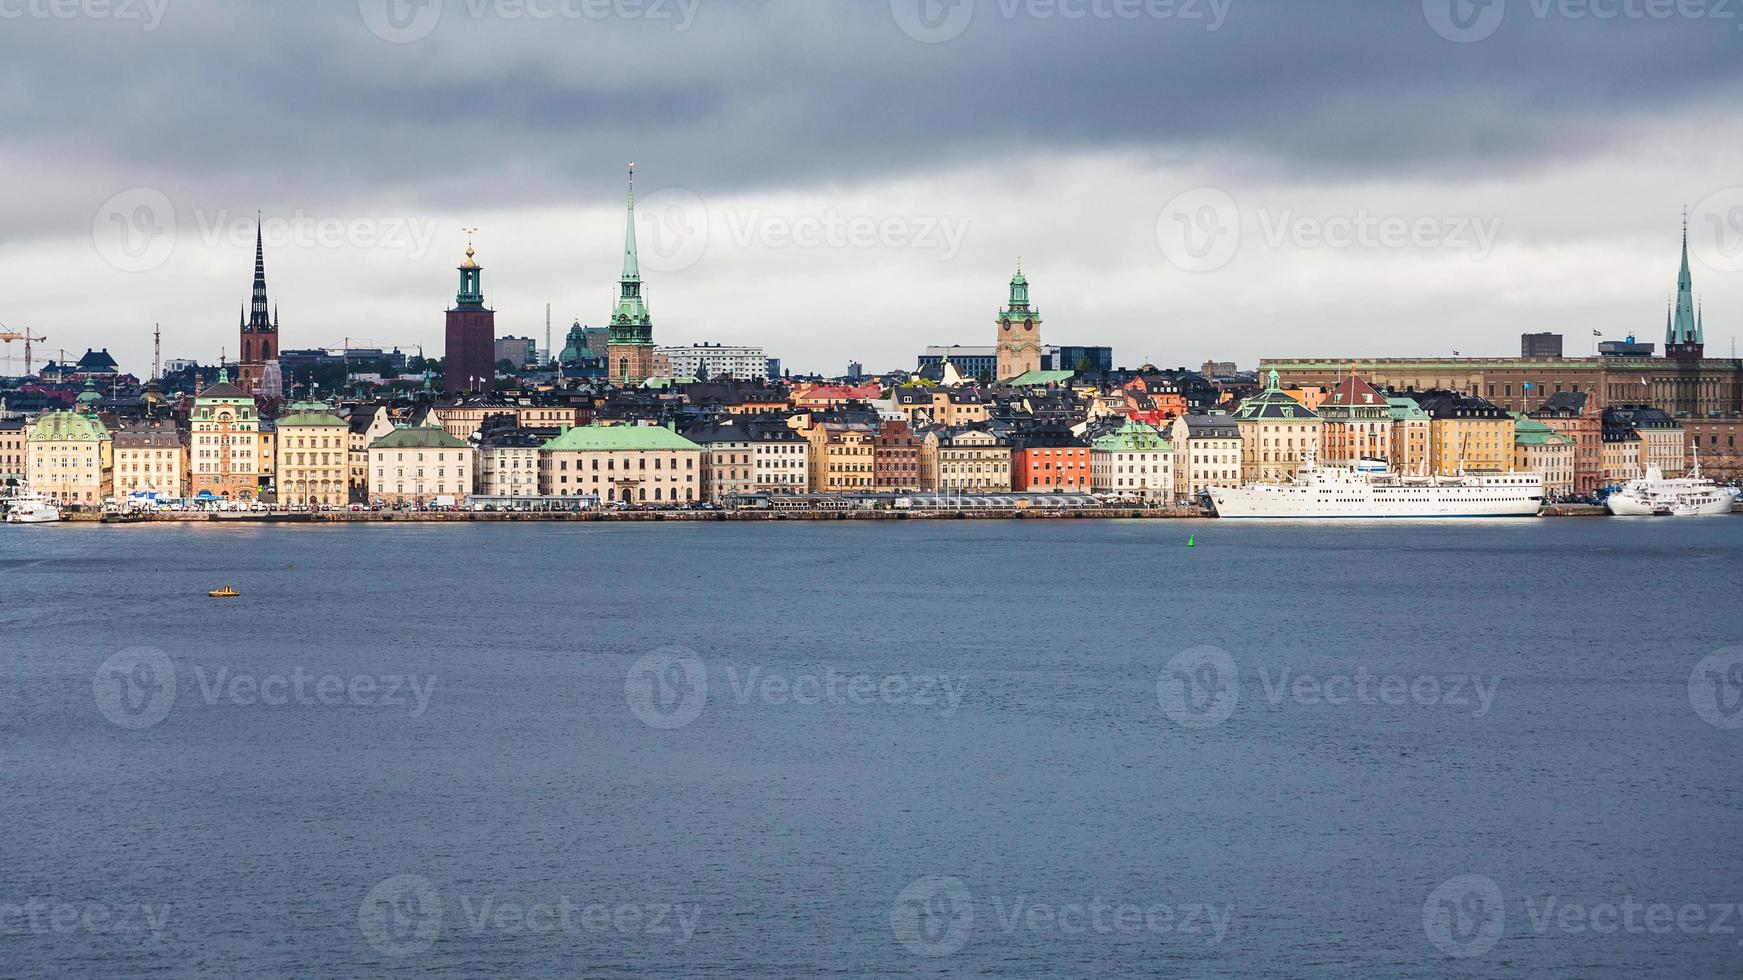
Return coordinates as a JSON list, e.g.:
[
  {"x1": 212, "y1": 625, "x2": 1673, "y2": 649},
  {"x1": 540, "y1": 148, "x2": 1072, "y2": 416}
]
[{"x1": 2, "y1": 519, "x2": 1740, "y2": 977}]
